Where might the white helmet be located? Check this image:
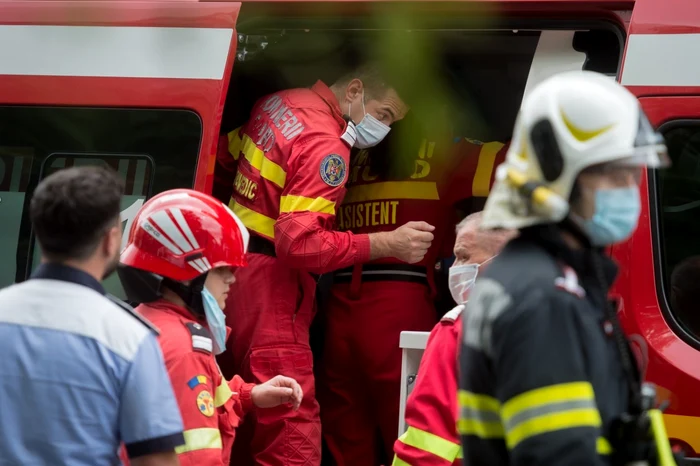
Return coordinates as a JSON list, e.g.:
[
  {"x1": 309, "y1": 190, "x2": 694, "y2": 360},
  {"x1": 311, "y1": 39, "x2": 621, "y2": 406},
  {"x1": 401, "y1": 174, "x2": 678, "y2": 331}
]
[{"x1": 481, "y1": 70, "x2": 669, "y2": 230}]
